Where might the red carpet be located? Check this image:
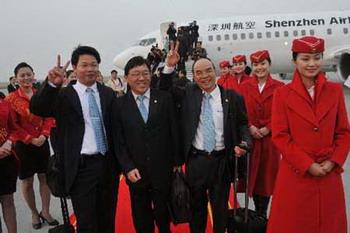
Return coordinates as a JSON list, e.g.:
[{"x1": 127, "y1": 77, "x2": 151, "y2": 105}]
[{"x1": 70, "y1": 177, "x2": 239, "y2": 233}]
